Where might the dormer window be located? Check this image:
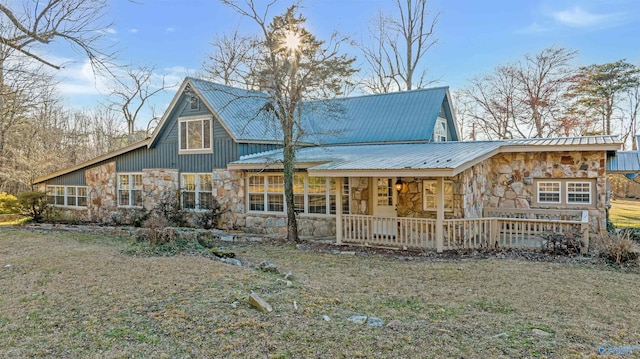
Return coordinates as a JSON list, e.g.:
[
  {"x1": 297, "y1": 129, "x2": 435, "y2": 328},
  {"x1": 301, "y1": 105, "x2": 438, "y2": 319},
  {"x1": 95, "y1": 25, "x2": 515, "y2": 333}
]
[
  {"x1": 434, "y1": 117, "x2": 447, "y2": 142},
  {"x1": 179, "y1": 116, "x2": 212, "y2": 154}
]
